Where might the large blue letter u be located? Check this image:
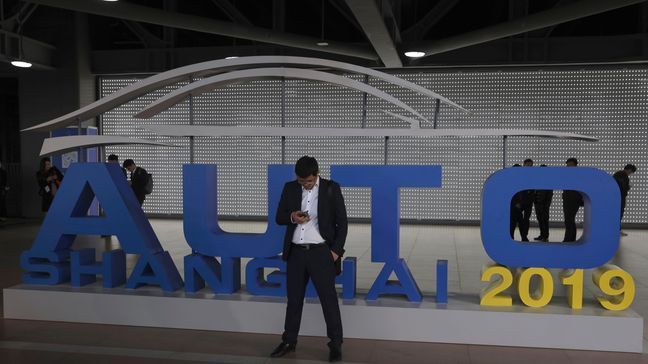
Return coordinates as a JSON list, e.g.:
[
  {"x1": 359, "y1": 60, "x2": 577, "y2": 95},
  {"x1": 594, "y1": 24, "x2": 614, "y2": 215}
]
[{"x1": 183, "y1": 164, "x2": 294, "y2": 258}]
